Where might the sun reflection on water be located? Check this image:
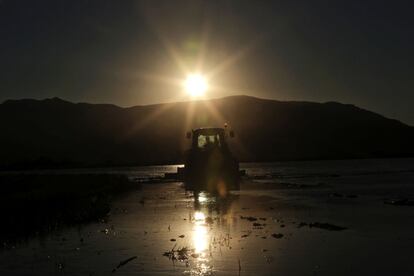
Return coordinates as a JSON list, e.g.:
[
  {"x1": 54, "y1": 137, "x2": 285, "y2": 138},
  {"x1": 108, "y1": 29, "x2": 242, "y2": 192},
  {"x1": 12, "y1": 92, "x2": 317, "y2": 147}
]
[
  {"x1": 194, "y1": 211, "x2": 205, "y2": 221},
  {"x1": 193, "y1": 224, "x2": 208, "y2": 253},
  {"x1": 189, "y1": 210, "x2": 213, "y2": 275},
  {"x1": 198, "y1": 193, "x2": 208, "y2": 203},
  {"x1": 193, "y1": 211, "x2": 208, "y2": 253}
]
